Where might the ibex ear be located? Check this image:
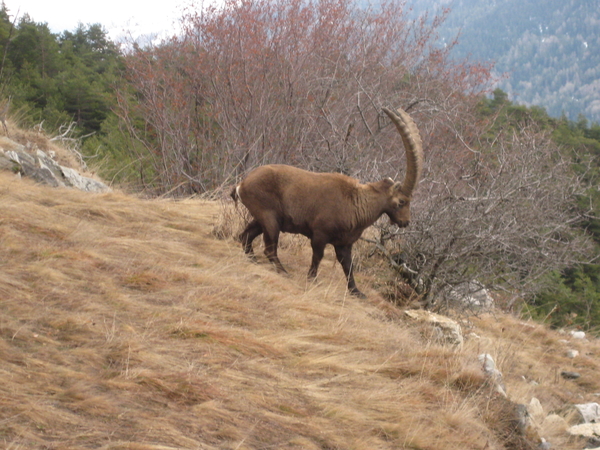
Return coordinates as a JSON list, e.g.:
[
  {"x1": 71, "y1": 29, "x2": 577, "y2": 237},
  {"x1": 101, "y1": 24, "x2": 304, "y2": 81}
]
[
  {"x1": 392, "y1": 181, "x2": 404, "y2": 194},
  {"x1": 373, "y1": 178, "x2": 394, "y2": 191},
  {"x1": 374, "y1": 178, "x2": 404, "y2": 194}
]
